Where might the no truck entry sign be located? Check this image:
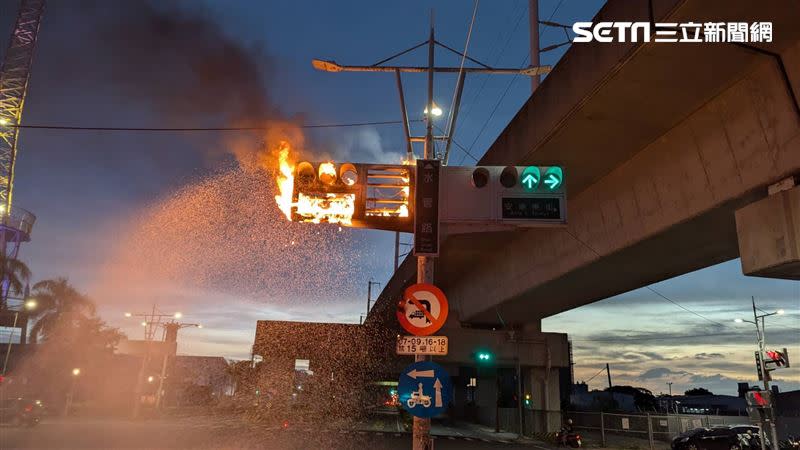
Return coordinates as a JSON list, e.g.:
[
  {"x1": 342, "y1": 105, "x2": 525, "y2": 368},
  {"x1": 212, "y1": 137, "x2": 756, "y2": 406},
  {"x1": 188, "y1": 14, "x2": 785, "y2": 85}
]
[{"x1": 396, "y1": 283, "x2": 449, "y2": 336}]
